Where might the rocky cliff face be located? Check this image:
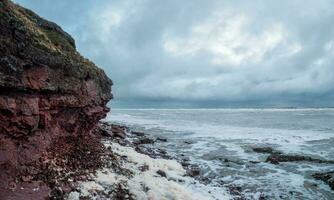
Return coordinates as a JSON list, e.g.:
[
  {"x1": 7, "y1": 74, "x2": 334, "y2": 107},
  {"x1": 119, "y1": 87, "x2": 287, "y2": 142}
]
[{"x1": 0, "y1": 0, "x2": 112, "y2": 198}]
